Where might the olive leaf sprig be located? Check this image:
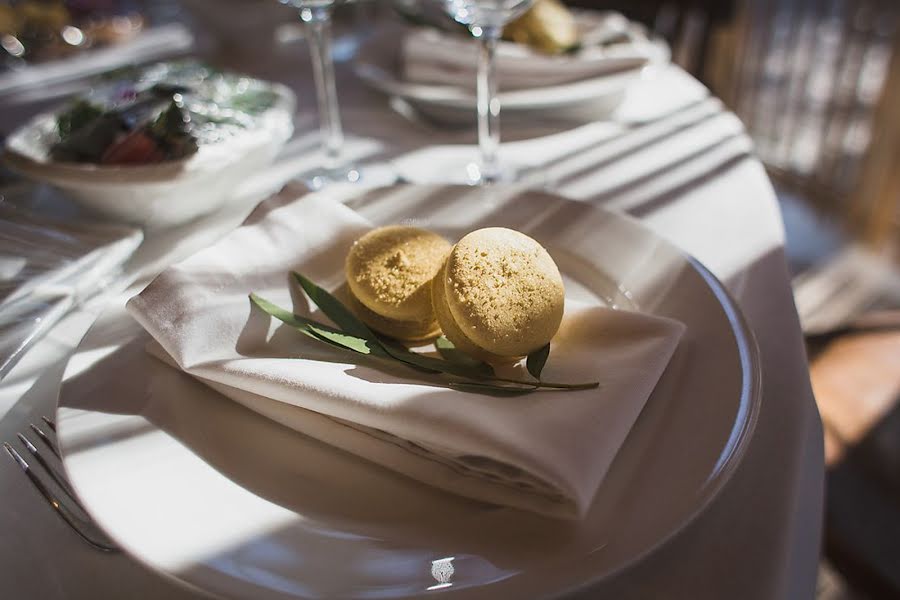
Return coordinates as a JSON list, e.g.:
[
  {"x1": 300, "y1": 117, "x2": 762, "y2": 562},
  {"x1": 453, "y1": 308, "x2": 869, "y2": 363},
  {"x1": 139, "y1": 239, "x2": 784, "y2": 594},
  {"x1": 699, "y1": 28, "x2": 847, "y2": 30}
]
[{"x1": 249, "y1": 272, "x2": 599, "y2": 395}]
